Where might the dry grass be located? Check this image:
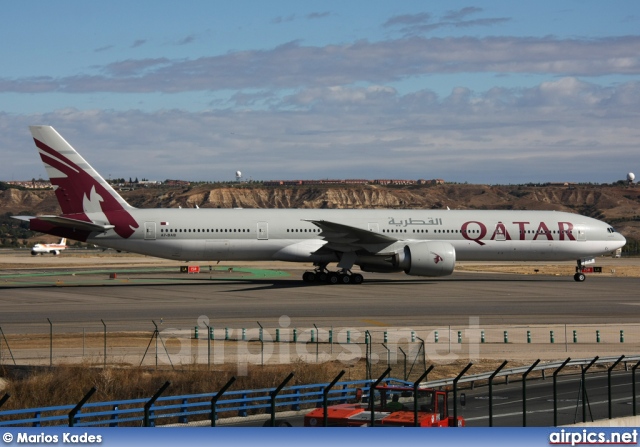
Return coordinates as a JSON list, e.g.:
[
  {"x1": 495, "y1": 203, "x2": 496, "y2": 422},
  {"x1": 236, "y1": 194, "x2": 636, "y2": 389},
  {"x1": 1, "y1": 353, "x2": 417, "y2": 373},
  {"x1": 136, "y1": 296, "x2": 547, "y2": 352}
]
[
  {"x1": 0, "y1": 357, "x2": 540, "y2": 413},
  {"x1": 0, "y1": 361, "x2": 356, "y2": 412}
]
